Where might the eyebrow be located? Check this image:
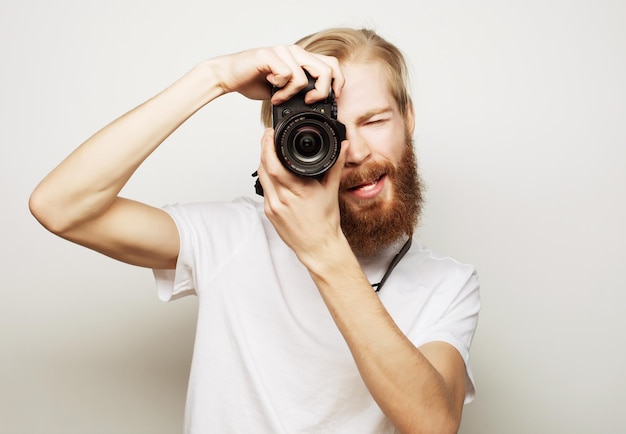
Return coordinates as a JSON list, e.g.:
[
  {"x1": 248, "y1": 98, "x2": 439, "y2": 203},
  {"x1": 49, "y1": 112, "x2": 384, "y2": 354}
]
[{"x1": 354, "y1": 106, "x2": 394, "y2": 124}]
